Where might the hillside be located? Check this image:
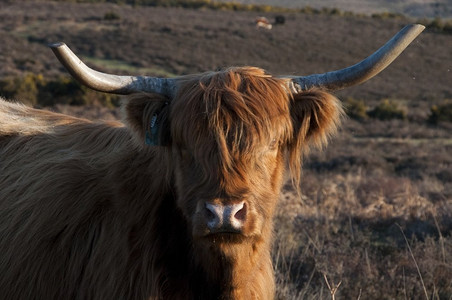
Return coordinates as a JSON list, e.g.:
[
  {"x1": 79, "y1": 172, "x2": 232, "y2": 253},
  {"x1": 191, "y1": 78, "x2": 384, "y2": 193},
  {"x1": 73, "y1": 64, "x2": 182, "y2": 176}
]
[
  {"x1": 0, "y1": 1, "x2": 451, "y2": 106},
  {"x1": 217, "y1": 0, "x2": 452, "y2": 19}
]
